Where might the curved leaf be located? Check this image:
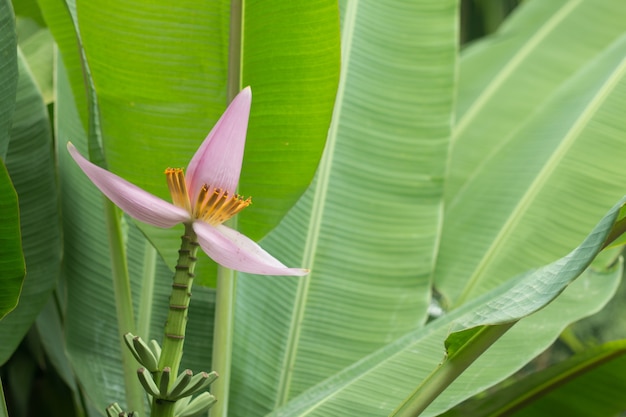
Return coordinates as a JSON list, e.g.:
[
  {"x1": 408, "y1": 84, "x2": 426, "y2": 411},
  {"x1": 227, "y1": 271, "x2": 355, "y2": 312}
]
[
  {"x1": 0, "y1": 49, "x2": 60, "y2": 364},
  {"x1": 231, "y1": 0, "x2": 457, "y2": 414},
  {"x1": 266, "y1": 199, "x2": 623, "y2": 416},
  {"x1": 37, "y1": 0, "x2": 90, "y2": 129},
  {"x1": 441, "y1": 339, "x2": 626, "y2": 417},
  {"x1": 392, "y1": 198, "x2": 626, "y2": 415},
  {"x1": 0, "y1": 161, "x2": 23, "y2": 319},
  {"x1": 15, "y1": 17, "x2": 54, "y2": 104}
]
